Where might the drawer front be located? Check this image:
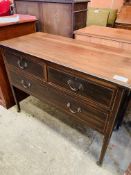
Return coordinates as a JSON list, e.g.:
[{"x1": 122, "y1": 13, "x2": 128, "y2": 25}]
[
  {"x1": 48, "y1": 67, "x2": 115, "y2": 109},
  {"x1": 9, "y1": 70, "x2": 108, "y2": 133},
  {"x1": 4, "y1": 49, "x2": 44, "y2": 80}
]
